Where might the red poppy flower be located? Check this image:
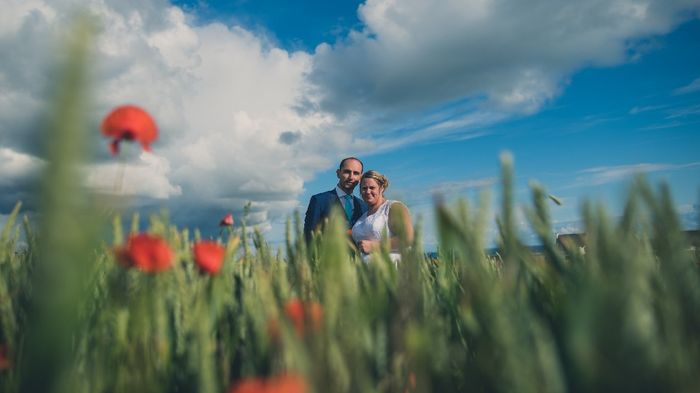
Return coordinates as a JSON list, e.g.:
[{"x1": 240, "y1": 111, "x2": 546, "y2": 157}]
[
  {"x1": 267, "y1": 299, "x2": 323, "y2": 341},
  {"x1": 101, "y1": 105, "x2": 158, "y2": 155},
  {"x1": 404, "y1": 371, "x2": 417, "y2": 393},
  {"x1": 193, "y1": 241, "x2": 225, "y2": 275},
  {"x1": 228, "y1": 377, "x2": 266, "y2": 393},
  {"x1": 0, "y1": 344, "x2": 10, "y2": 370},
  {"x1": 220, "y1": 213, "x2": 234, "y2": 227},
  {"x1": 115, "y1": 233, "x2": 173, "y2": 273},
  {"x1": 228, "y1": 374, "x2": 306, "y2": 393},
  {"x1": 283, "y1": 299, "x2": 323, "y2": 336},
  {"x1": 269, "y1": 374, "x2": 306, "y2": 393}
]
